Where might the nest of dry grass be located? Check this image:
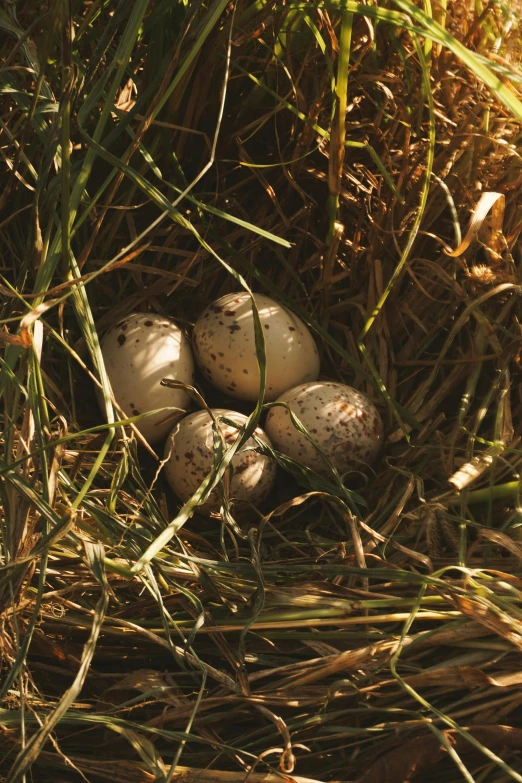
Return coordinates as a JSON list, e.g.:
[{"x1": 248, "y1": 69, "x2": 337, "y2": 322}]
[{"x1": 2, "y1": 0, "x2": 522, "y2": 781}]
